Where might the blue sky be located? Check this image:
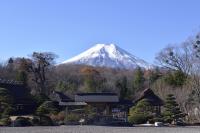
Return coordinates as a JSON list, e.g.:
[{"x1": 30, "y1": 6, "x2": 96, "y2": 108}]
[{"x1": 0, "y1": 0, "x2": 200, "y2": 63}]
